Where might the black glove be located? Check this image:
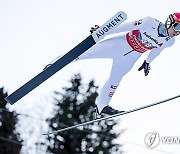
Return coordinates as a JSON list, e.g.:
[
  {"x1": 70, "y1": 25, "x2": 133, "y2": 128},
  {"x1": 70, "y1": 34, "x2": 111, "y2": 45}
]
[
  {"x1": 138, "y1": 60, "x2": 151, "y2": 76},
  {"x1": 90, "y1": 25, "x2": 99, "y2": 34}
]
